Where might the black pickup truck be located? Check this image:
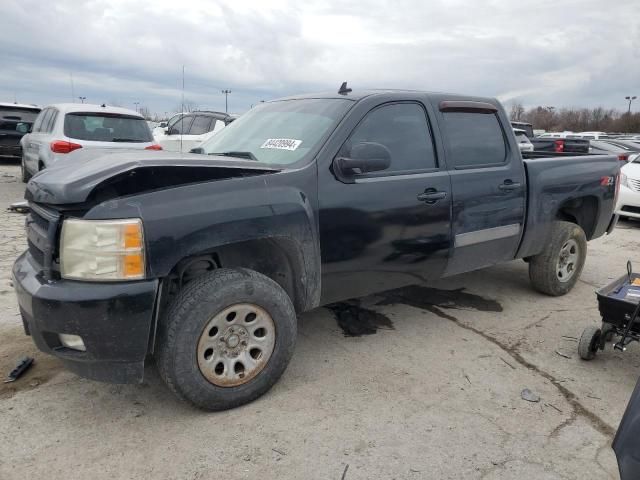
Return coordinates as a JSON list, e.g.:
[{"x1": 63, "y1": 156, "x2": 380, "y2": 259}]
[{"x1": 13, "y1": 87, "x2": 620, "y2": 410}]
